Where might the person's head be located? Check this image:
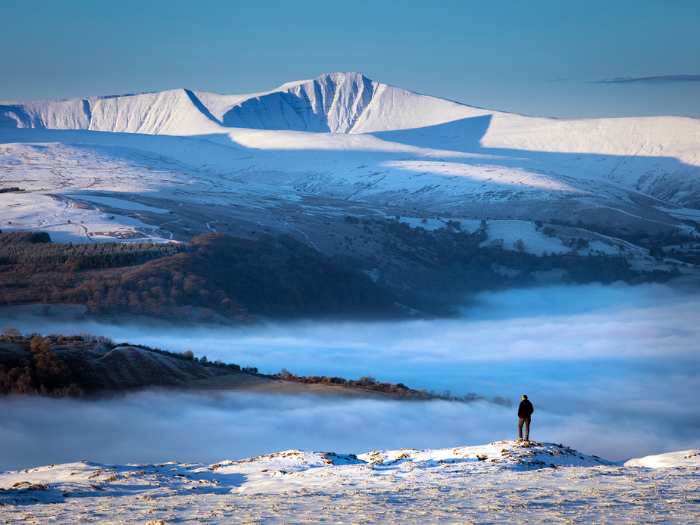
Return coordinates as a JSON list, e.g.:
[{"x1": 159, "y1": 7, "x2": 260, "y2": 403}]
[{"x1": 522, "y1": 395, "x2": 528, "y2": 400}]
